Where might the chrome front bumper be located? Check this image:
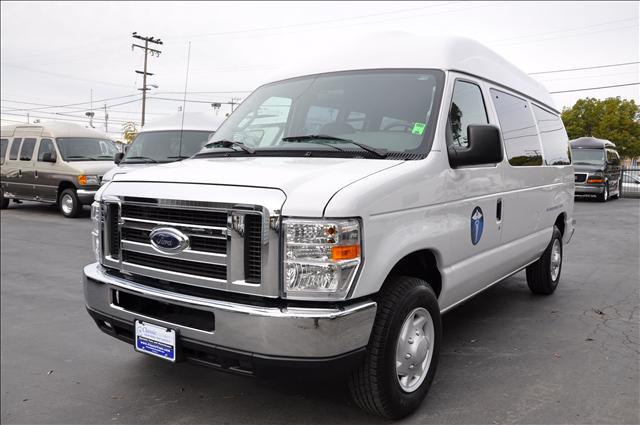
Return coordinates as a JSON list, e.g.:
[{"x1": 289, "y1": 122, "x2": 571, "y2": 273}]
[
  {"x1": 77, "y1": 188, "x2": 98, "y2": 204},
  {"x1": 83, "y1": 263, "x2": 377, "y2": 358},
  {"x1": 575, "y1": 184, "x2": 604, "y2": 195}
]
